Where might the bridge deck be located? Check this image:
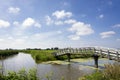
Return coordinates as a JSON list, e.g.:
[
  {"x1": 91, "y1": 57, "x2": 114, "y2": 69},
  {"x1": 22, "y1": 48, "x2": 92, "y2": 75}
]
[{"x1": 53, "y1": 47, "x2": 120, "y2": 61}]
